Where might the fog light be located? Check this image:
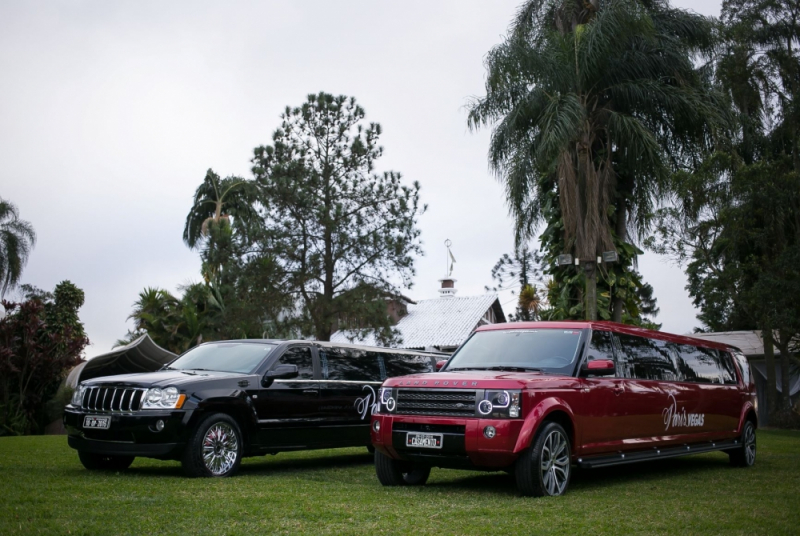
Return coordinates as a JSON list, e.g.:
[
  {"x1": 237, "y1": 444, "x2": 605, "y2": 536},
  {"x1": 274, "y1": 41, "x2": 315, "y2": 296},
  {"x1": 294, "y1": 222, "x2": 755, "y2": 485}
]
[
  {"x1": 372, "y1": 420, "x2": 381, "y2": 433},
  {"x1": 155, "y1": 419, "x2": 165, "y2": 431},
  {"x1": 478, "y1": 400, "x2": 493, "y2": 415},
  {"x1": 484, "y1": 426, "x2": 496, "y2": 439}
]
